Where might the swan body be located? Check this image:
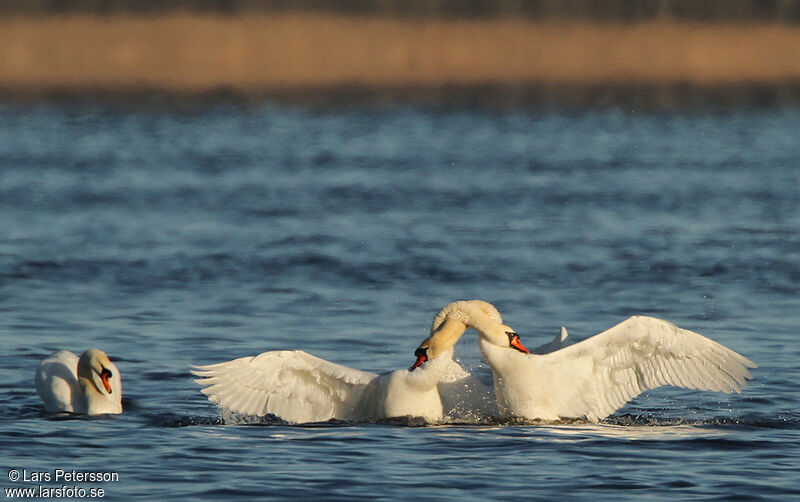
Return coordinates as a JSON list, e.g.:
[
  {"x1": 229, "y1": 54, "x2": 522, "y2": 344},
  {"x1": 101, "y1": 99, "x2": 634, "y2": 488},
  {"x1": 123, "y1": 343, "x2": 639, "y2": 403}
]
[
  {"x1": 193, "y1": 349, "x2": 454, "y2": 423},
  {"x1": 192, "y1": 301, "x2": 498, "y2": 424},
  {"x1": 475, "y1": 312, "x2": 757, "y2": 422},
  {"x1": 35, "y1": 349, "x2": 122, "y2": 415}
]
